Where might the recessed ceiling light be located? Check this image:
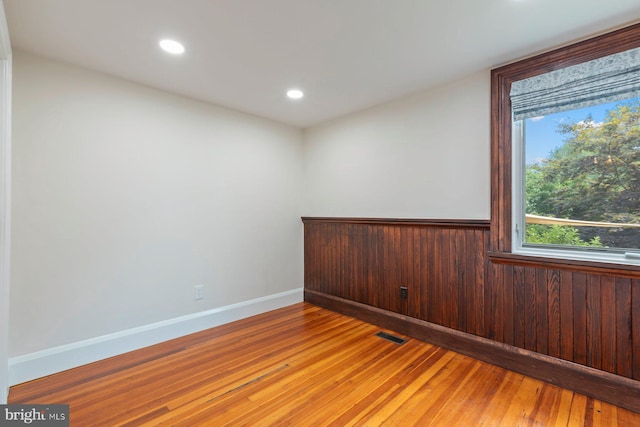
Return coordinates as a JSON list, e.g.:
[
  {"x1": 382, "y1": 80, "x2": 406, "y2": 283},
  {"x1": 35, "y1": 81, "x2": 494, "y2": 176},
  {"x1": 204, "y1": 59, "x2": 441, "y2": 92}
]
[
  {"x1": 287, "y1": 89, "x2": 304, "y2": 99},
  {"x1": 159, "y1": 39, "x2": 185, "y2": 55}
]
